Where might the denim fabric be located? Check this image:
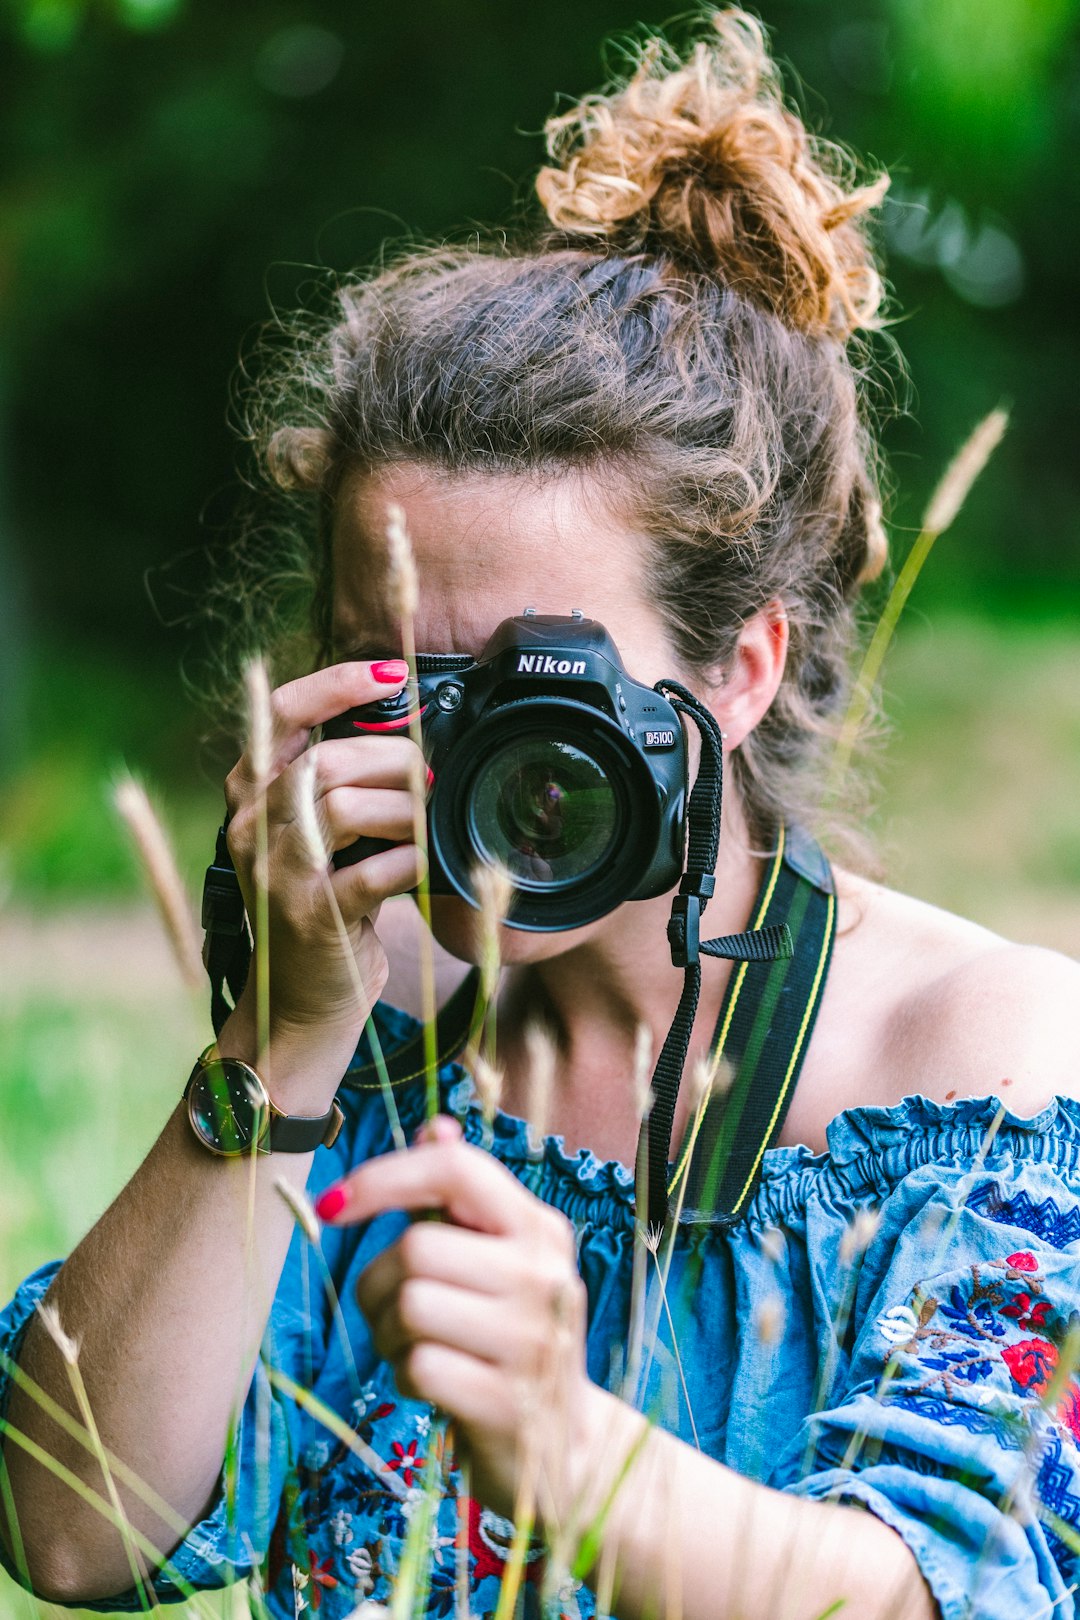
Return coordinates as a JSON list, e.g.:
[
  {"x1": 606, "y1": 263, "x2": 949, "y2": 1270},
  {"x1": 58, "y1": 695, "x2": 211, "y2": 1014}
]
[{"x1": 4, "y1": 997, "x2": 1080, "y2": 1619}]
